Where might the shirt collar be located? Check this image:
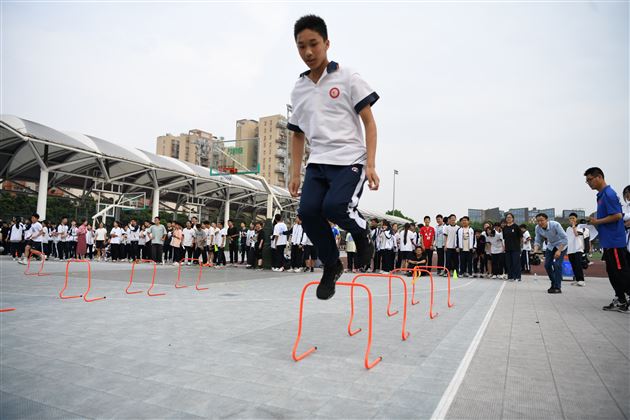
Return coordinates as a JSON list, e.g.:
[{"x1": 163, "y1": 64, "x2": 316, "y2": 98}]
[
  {"x1": 596, "y1": 184, "x2": 610, "y2": 199},
  {"x1": 299, "y1": 61, "x2": 339, "y2": 78}
]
